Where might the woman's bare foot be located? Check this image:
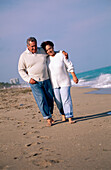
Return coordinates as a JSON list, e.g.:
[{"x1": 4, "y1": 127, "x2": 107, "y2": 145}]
[
  {"x1": 46, "y1": 118, "x2": 52, "y2": 127},
  {"x1": 62, "y1": 115, "x2": 66, "y2": 122},
  {"x1": 68, "y1": 117, "x2": 76, "y2": 124}
]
